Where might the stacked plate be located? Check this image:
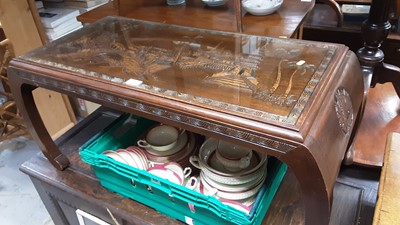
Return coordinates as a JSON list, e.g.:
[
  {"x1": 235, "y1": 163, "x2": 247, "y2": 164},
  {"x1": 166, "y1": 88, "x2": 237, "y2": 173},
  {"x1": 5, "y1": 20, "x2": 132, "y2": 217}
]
[
  {"x1": 136, "y1": 125, "x2": 198, "y2": 168},
  {"x1": 190, "y1": 138, "x2": 268, "y2": 214},
  {"x1": 102, "y1": 148, "x2": 149, "y2": 170}
]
